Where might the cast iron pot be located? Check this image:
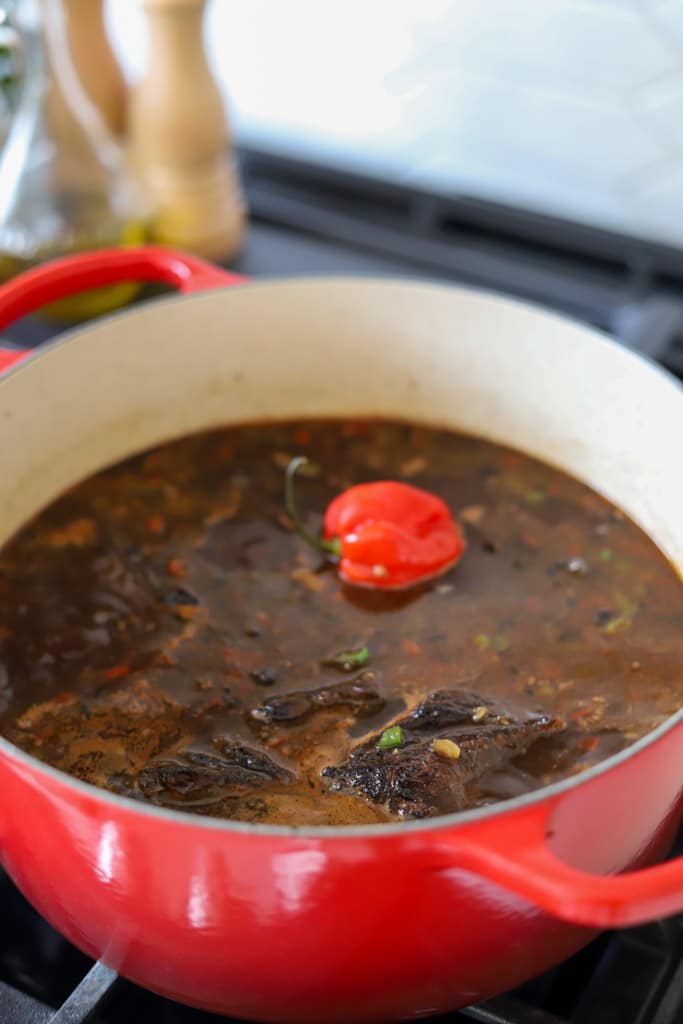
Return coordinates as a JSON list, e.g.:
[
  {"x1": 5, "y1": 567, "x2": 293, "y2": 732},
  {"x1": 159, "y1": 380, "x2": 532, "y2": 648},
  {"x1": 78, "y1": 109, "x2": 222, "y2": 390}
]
[{"x1": 0, "y1": 247, "x2": 681, "y2": 1023}]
